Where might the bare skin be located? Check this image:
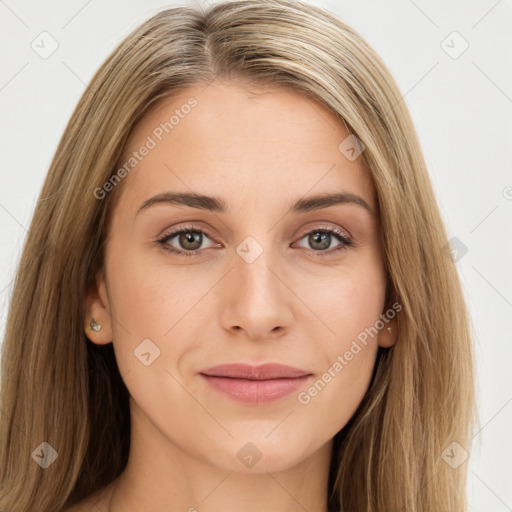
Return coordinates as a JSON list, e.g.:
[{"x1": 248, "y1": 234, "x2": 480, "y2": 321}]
[{"x1": 75, "y1": 79, "x2": 397, "y2": 512}]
